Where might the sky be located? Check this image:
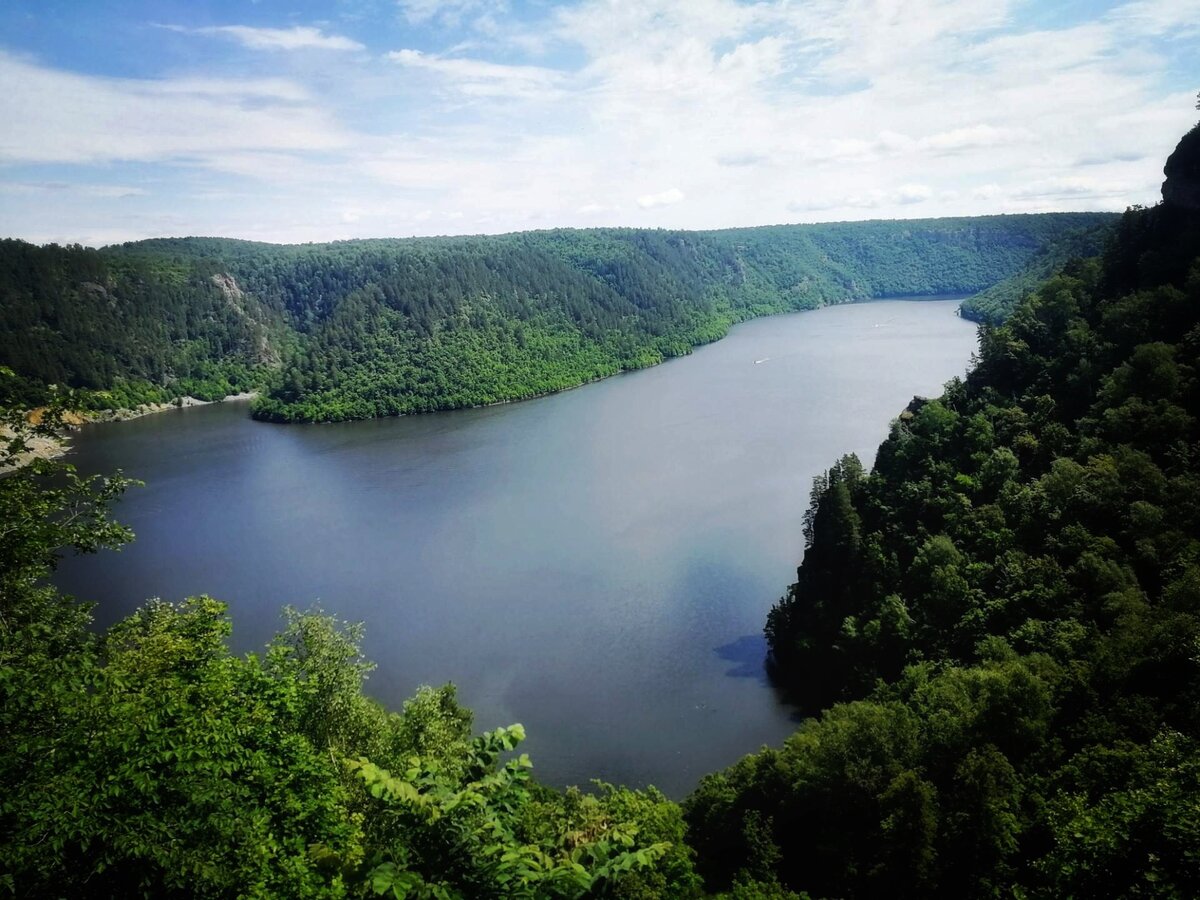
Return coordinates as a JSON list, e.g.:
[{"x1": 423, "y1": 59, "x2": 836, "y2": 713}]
[{"x1": 0, "y1": 0, "x2": 1197, "y2": 247}]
